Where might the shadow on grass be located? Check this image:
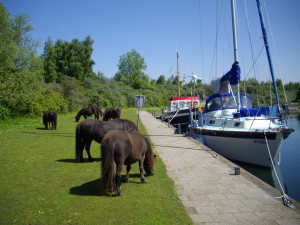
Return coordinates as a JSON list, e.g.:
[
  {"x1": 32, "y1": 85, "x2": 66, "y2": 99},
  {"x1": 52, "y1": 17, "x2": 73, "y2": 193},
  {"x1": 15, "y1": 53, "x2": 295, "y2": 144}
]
[
  {"x1": 56, "y1": 158, "x2": 101, "y2": 163},
  {"x1": 70, "y1": 179, "x2": 100, "y2": 196},
  {"x1": 19, "y1": 129, "x2": 74, "y2": 138},
  {"x1": 36, "y1": 127, "x2": 49, "y2": 130},
  {"x1": 70, "y1": 175, "x2": 144, "y2": 197}
]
